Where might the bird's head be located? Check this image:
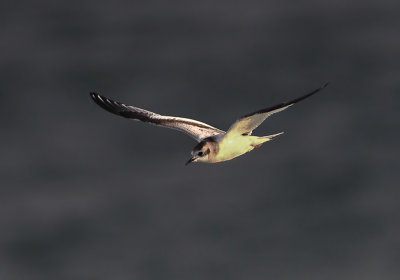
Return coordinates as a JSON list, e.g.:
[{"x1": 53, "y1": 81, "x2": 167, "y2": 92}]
[{"x1": 185, "y1": 140, "x2": 215, "y2": 165}]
